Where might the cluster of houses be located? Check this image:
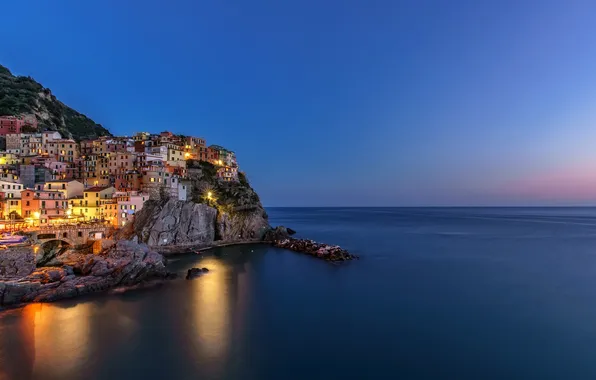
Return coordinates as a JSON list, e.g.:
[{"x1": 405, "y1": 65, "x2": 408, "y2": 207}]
[{"x1": 0, "y1": 116, "x2": 239, "y2": 229}]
